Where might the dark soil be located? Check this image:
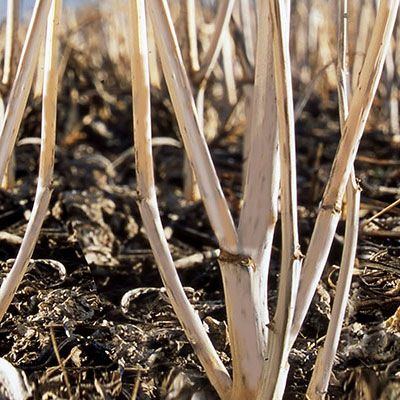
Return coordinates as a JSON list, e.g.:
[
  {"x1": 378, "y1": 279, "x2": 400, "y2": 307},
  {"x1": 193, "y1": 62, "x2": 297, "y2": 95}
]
[{"x1": 0, "y1": 42, "x2": 399, "y2": 400}]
